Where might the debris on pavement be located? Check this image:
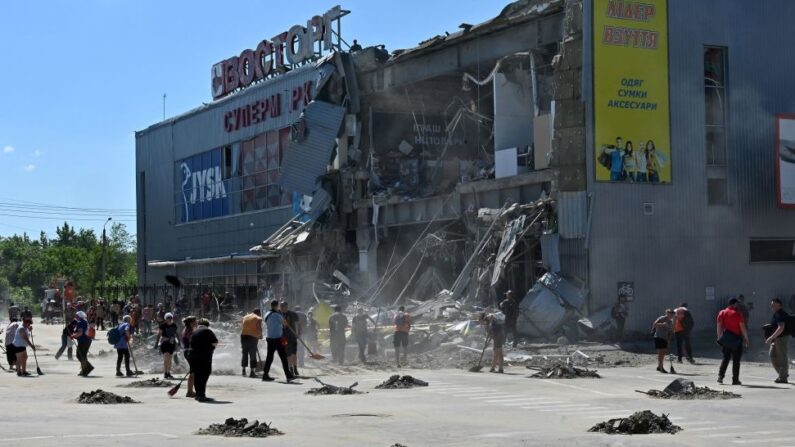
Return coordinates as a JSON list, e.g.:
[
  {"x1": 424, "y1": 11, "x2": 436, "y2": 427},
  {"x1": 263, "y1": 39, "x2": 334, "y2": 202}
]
[
  {"x1": 197, "y1": 418, "x2": 283, "y2": 438},
  {"x1": 589, "y1": 410, "x2": 682, "y2": 435},
  {"x1": 375, "y1": 375, "x2": 429, "y2": 389},
  {"x1": 306, "y1": 378, "x2": 363, "y2": 395},
  {"x1": 637, "y1": 378, "x2": 740, "y2": 400},
  {"x1": 77, "y1": 390, "x2": 139, "y2": 404},
  {"x1": 391, "y1": 444, "x2": 409, "y2": 447},
  {"x1": 123, "y1": 378, "x2": 175, "y2": 388},
  {"x1": 529, "y1": 362, "x2": 600, "y2": 379}
]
